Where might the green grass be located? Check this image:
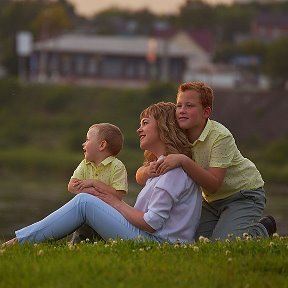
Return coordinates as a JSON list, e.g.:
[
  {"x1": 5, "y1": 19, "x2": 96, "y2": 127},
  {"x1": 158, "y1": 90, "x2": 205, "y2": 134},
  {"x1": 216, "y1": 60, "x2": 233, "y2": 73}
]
[{"x1": 0, "y1": 237, "x2": 287, "y2": 287}]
